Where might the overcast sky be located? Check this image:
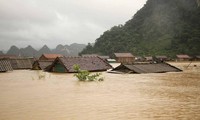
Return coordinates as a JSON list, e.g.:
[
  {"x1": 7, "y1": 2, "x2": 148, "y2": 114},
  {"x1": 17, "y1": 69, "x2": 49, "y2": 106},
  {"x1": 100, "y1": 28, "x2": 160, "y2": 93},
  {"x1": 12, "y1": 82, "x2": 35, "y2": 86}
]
[{"x1": 0, "y1": 0, "x2": 147, "y2": 51}]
